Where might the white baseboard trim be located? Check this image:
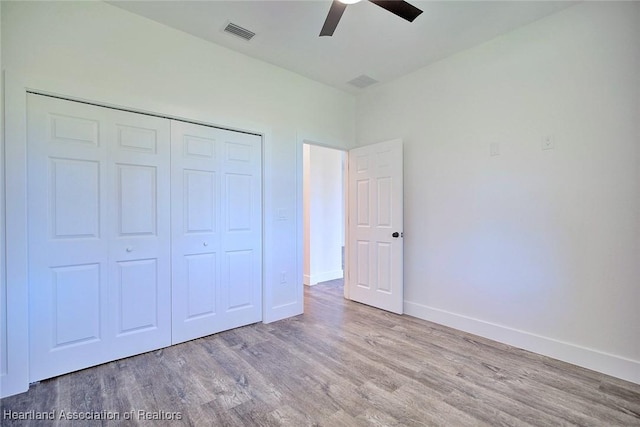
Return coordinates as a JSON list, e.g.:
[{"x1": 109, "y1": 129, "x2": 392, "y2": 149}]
[
  {"x1": 404, "y1": 301, "x2": 640, "y2": 385},
  {"x1": 308, "y1": 270, "x2": 343, "y2": 286},
  {"x1": 303, "y1": 274, "x2": 311, "y2": 286}
]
